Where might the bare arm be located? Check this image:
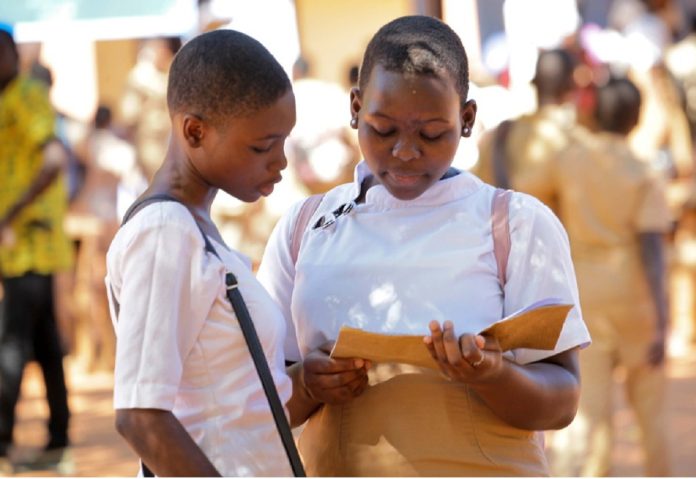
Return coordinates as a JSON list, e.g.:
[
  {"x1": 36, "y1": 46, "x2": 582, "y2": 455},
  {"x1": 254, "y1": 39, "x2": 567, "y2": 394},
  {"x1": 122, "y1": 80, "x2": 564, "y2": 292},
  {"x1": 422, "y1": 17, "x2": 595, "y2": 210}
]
[
  {"x1": 114, "y1": 408, "x2": 220, "y2": 477},
  {"x1": 285, "y1": 362, "x2": 321, "y2": 427},
  {"x1": 425, "y1": 321, "x2": 580, "y2": 430},
  {"x1": 639, "y1": 232, "x2": 669, "y2": 365},
  {"x1": 469, "y1": 346, "x2": 580, "y2": 430},
  {"x1": 285, "y1": 341, "x2": 370, "y2": 427},
  {"x1": 0, "y1": 139, "x2": 67, "y2": 228}
]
